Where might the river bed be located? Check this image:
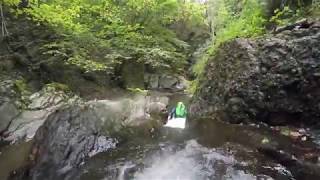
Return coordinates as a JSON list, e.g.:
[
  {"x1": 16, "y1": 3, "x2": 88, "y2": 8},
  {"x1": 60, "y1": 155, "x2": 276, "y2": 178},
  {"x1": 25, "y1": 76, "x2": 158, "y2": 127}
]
[
  {"x1": 70, "y1": 122, "x2": 299, "y2": 180},
  {"x1": 0, "y1": 92, "x2": 319, "y2": 180},
  {"x1": 1, "y1": 117, "x2": 319, "y2": 180}
]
